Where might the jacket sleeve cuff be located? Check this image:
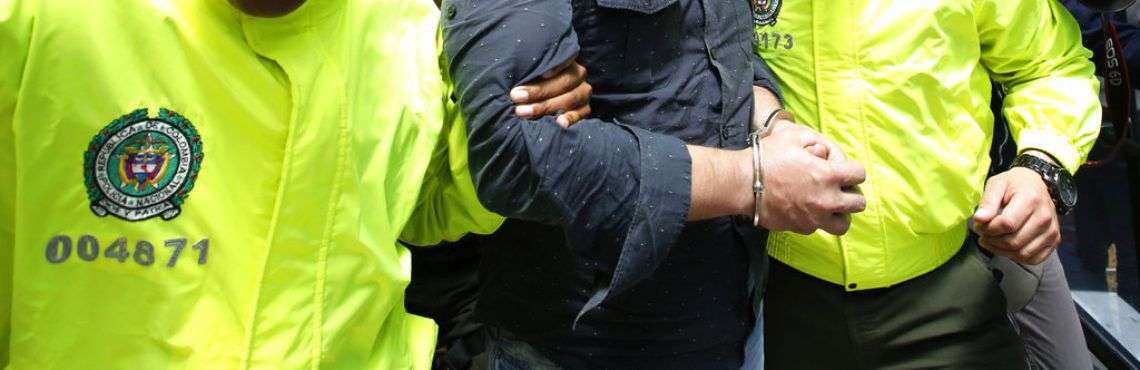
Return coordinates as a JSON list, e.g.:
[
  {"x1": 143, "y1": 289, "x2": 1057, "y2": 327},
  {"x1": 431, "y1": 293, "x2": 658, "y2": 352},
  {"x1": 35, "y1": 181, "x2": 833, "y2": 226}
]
[{"x1": 1016, "y1": 128, "x2": 1082, "y2": 174}]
